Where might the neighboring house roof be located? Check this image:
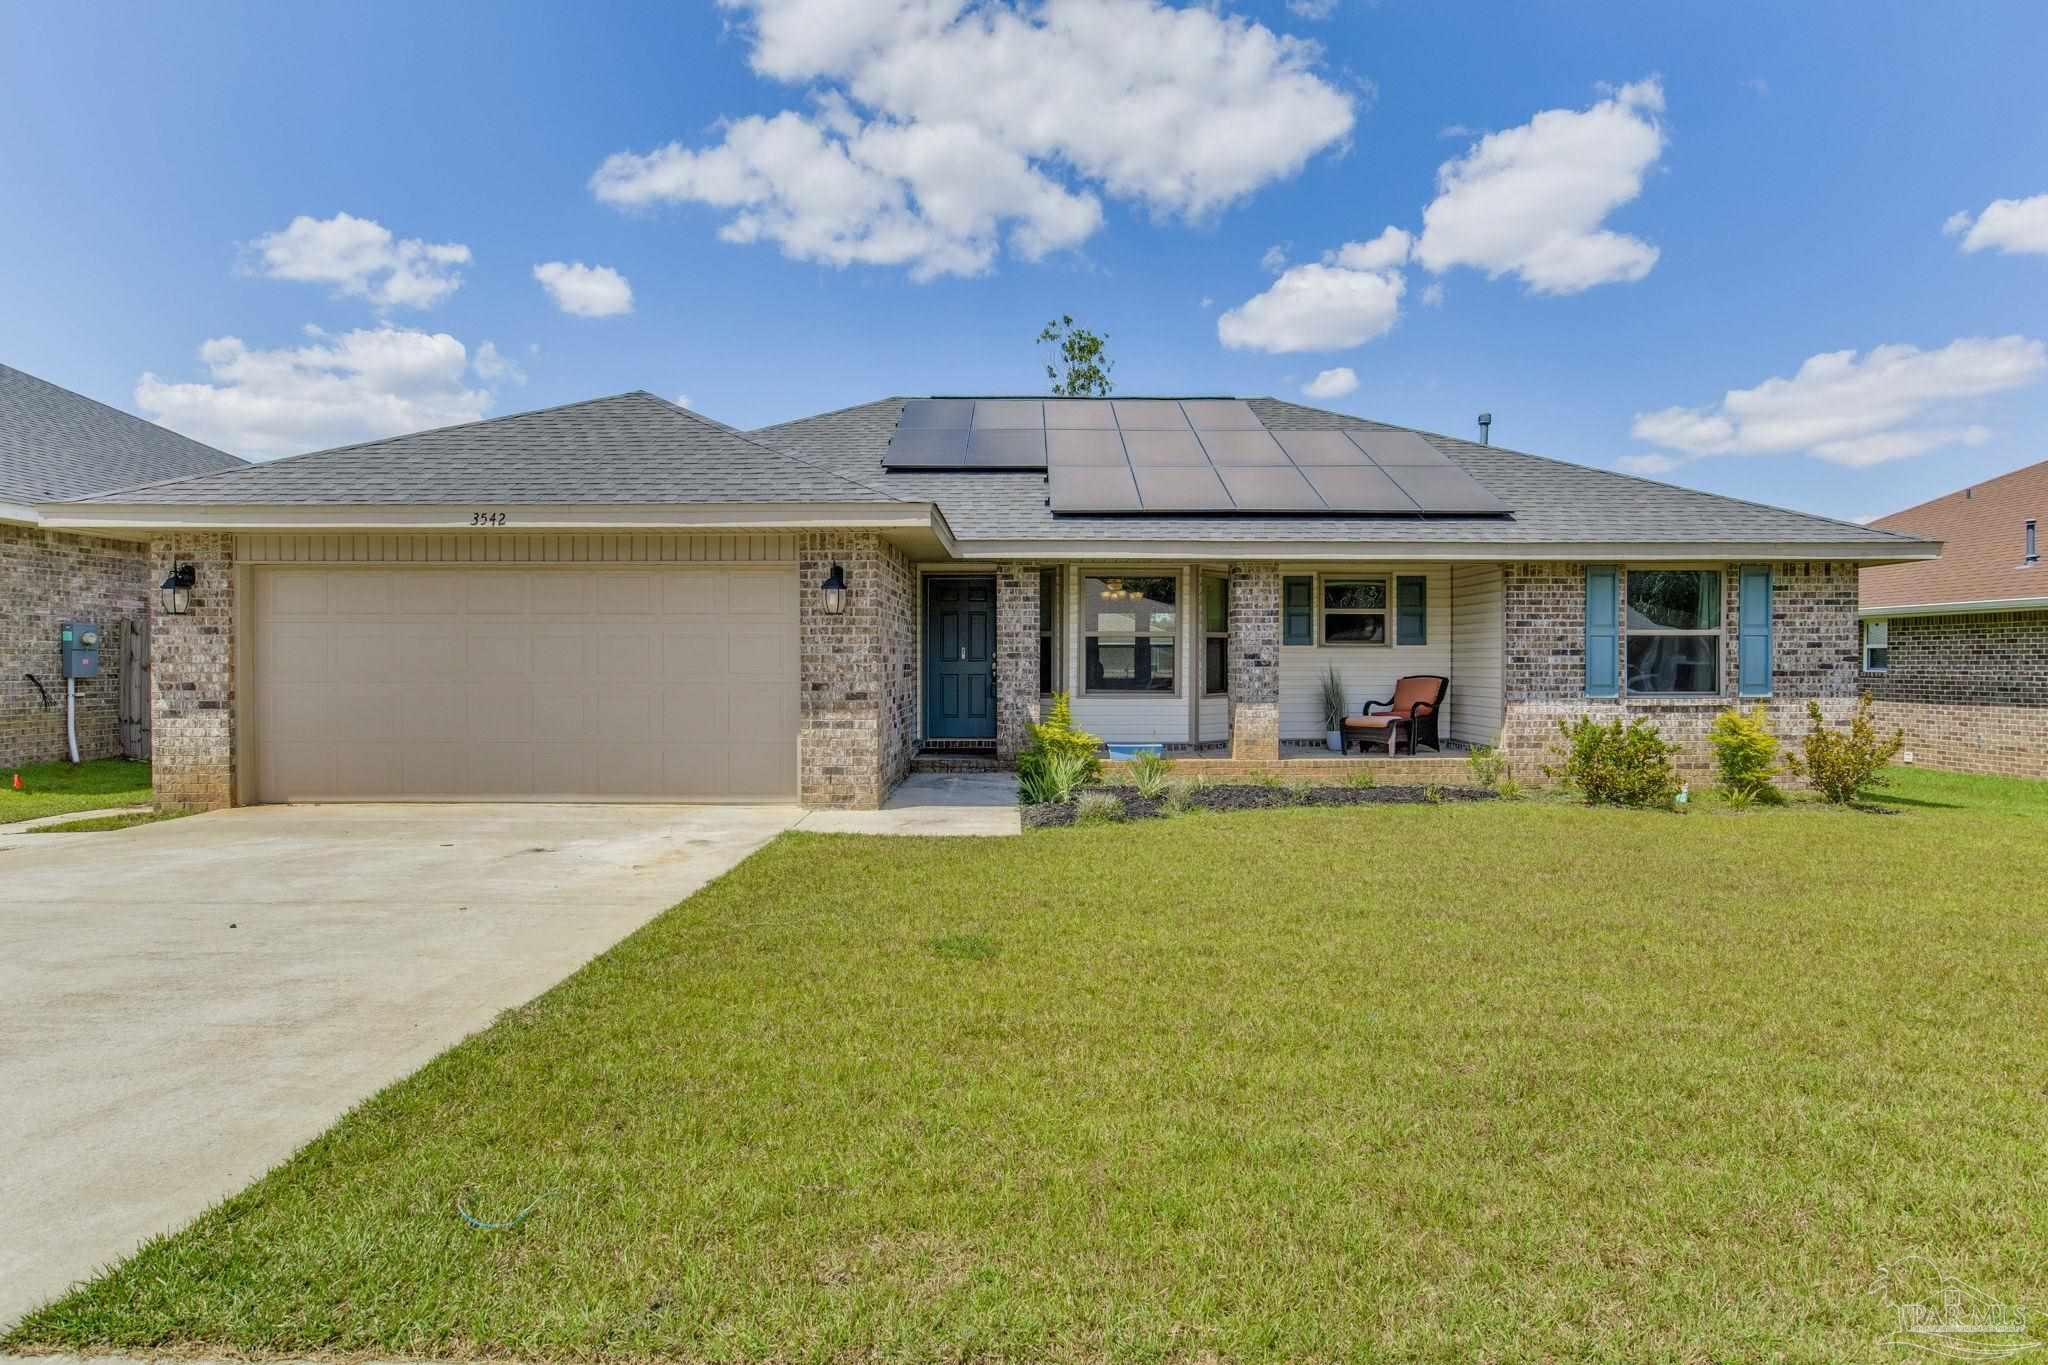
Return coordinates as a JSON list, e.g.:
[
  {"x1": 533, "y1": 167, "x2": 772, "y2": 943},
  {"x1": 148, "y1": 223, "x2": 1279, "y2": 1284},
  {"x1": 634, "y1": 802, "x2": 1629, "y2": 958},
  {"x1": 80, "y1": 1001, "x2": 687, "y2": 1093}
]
[
  {"x1": 69, "y1": 392, "x2": 894, "y2": 507},
  {"x1": 0, "y1": 362, "x2": 241, "y2": 519},
  {"x1": 751, "y1": 396, "x2": 1935, "y2": 557},
  {"x1": 1861, "y1": 458, "x2": 2048, "y2": 613}
]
